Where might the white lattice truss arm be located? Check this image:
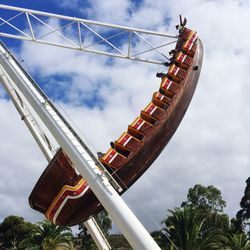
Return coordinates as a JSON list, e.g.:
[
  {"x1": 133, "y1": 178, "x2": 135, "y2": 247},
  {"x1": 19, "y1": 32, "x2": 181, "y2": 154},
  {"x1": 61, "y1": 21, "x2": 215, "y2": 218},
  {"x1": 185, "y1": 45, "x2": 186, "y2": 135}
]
[{"x1": 0, "y1": 4, "x2": 178, "y2": 65}]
